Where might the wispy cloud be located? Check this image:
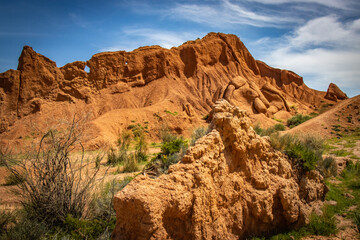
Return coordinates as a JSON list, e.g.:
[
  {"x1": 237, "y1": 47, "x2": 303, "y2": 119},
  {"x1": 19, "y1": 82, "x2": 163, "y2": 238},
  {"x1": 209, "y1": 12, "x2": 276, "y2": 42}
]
[
  {"x1": 168, "y1": 0, "x2": 299, "y2": 28},
  {"x1": 255, "y1": 16, "x2": 360, "y2": 97},
  {"x1": 100, "y1": 28, "x2": 203, "y2": 52},
  {"x1": 69, "y1": 13, "x2": 89, "y2": 28},
  {"x1": 247, "y1": 0, "x2": 352, "y2": 10}
]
